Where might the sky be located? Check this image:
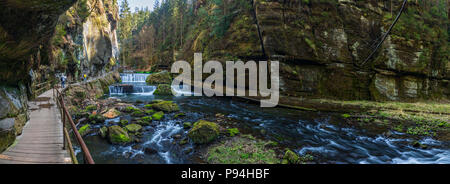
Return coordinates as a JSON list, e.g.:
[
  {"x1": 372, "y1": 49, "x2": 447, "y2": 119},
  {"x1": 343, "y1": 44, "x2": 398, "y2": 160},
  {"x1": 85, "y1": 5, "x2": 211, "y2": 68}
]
[{"x1": 119, "y1": 0, "x2": 156, "y2": 12}]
